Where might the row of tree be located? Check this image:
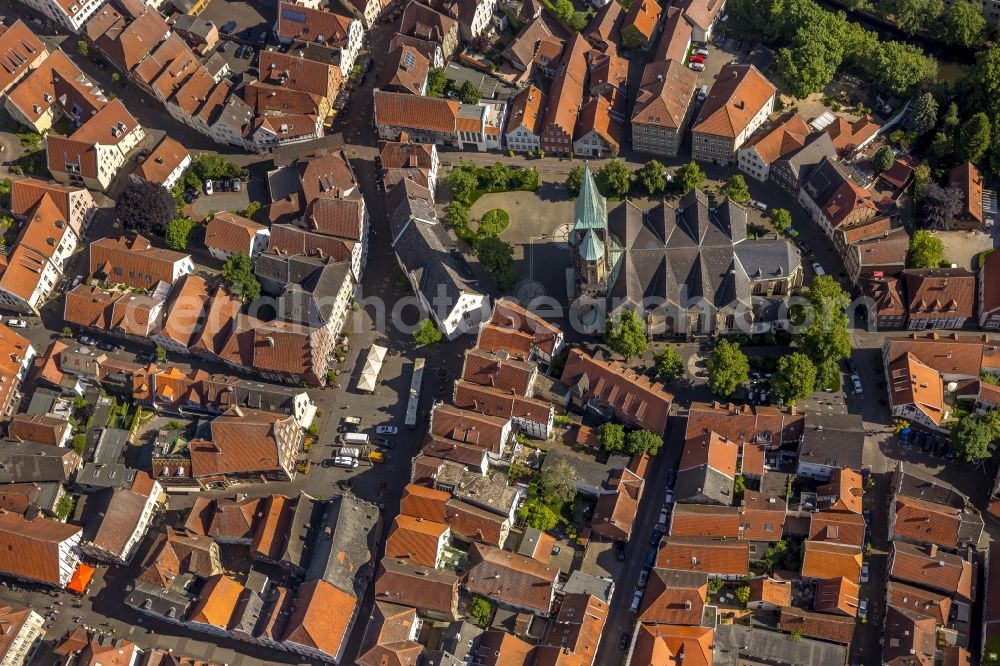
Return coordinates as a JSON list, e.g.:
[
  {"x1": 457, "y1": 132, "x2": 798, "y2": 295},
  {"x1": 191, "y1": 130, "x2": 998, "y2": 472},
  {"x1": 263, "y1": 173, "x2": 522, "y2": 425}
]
[{"x1": 728, "y1": 0, "x2": 937, "y2": 99}]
